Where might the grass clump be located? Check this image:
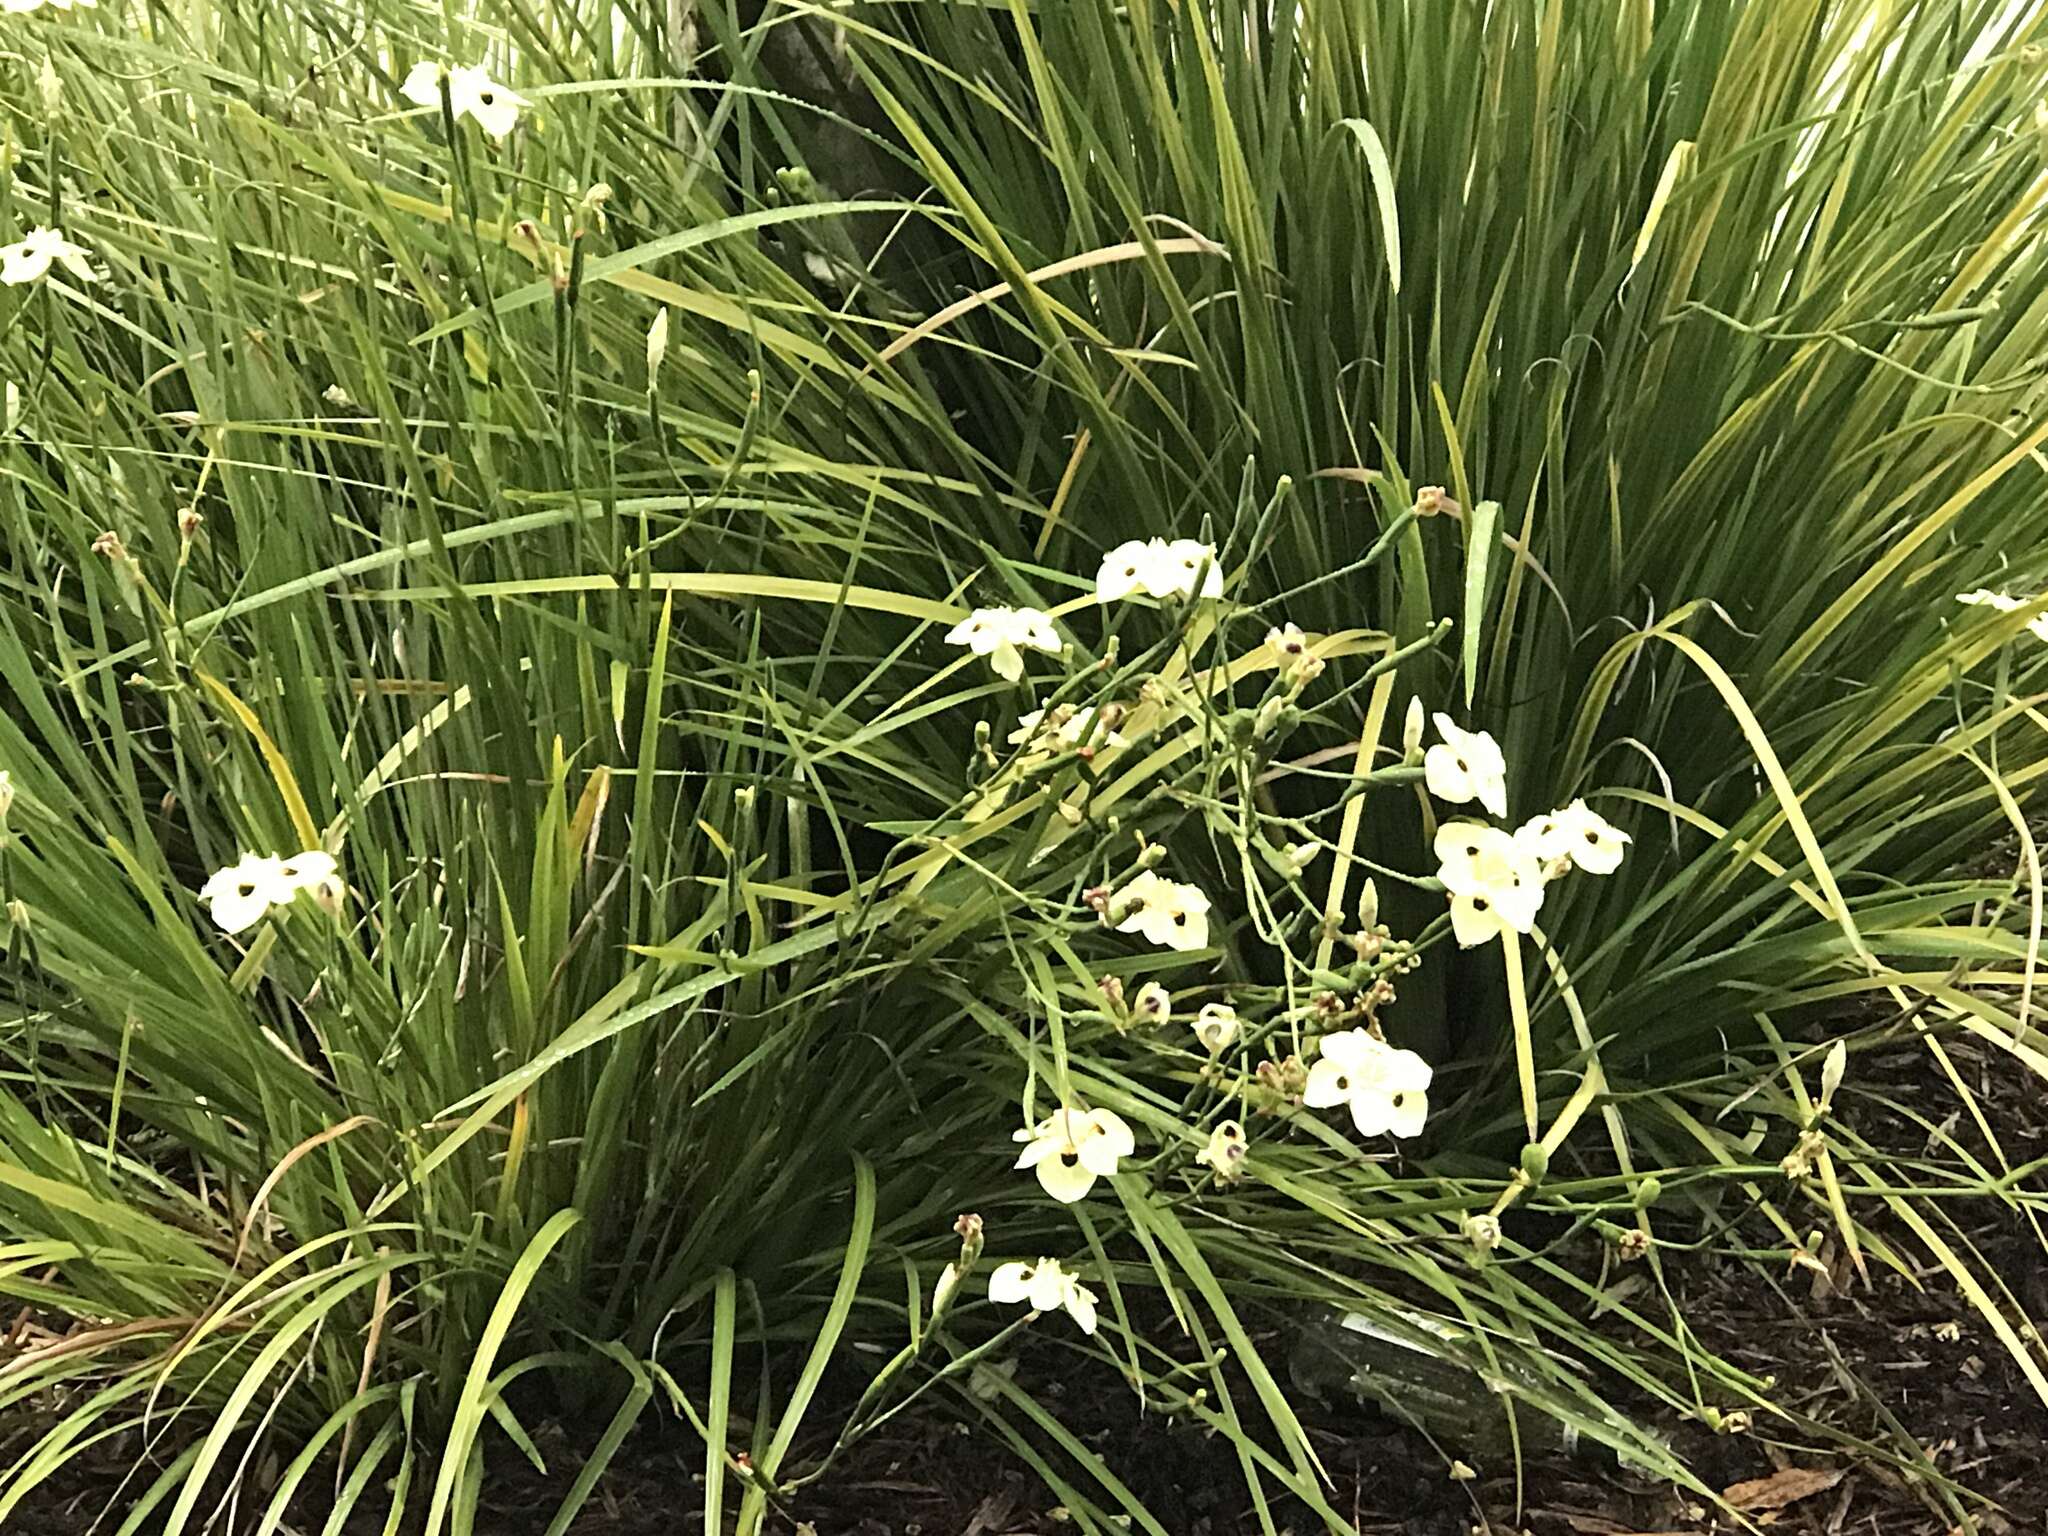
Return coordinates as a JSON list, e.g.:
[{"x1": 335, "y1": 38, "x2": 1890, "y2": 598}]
[{"x1": 0, "y1": 1, "x2": 2045, "y2": 1531}]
